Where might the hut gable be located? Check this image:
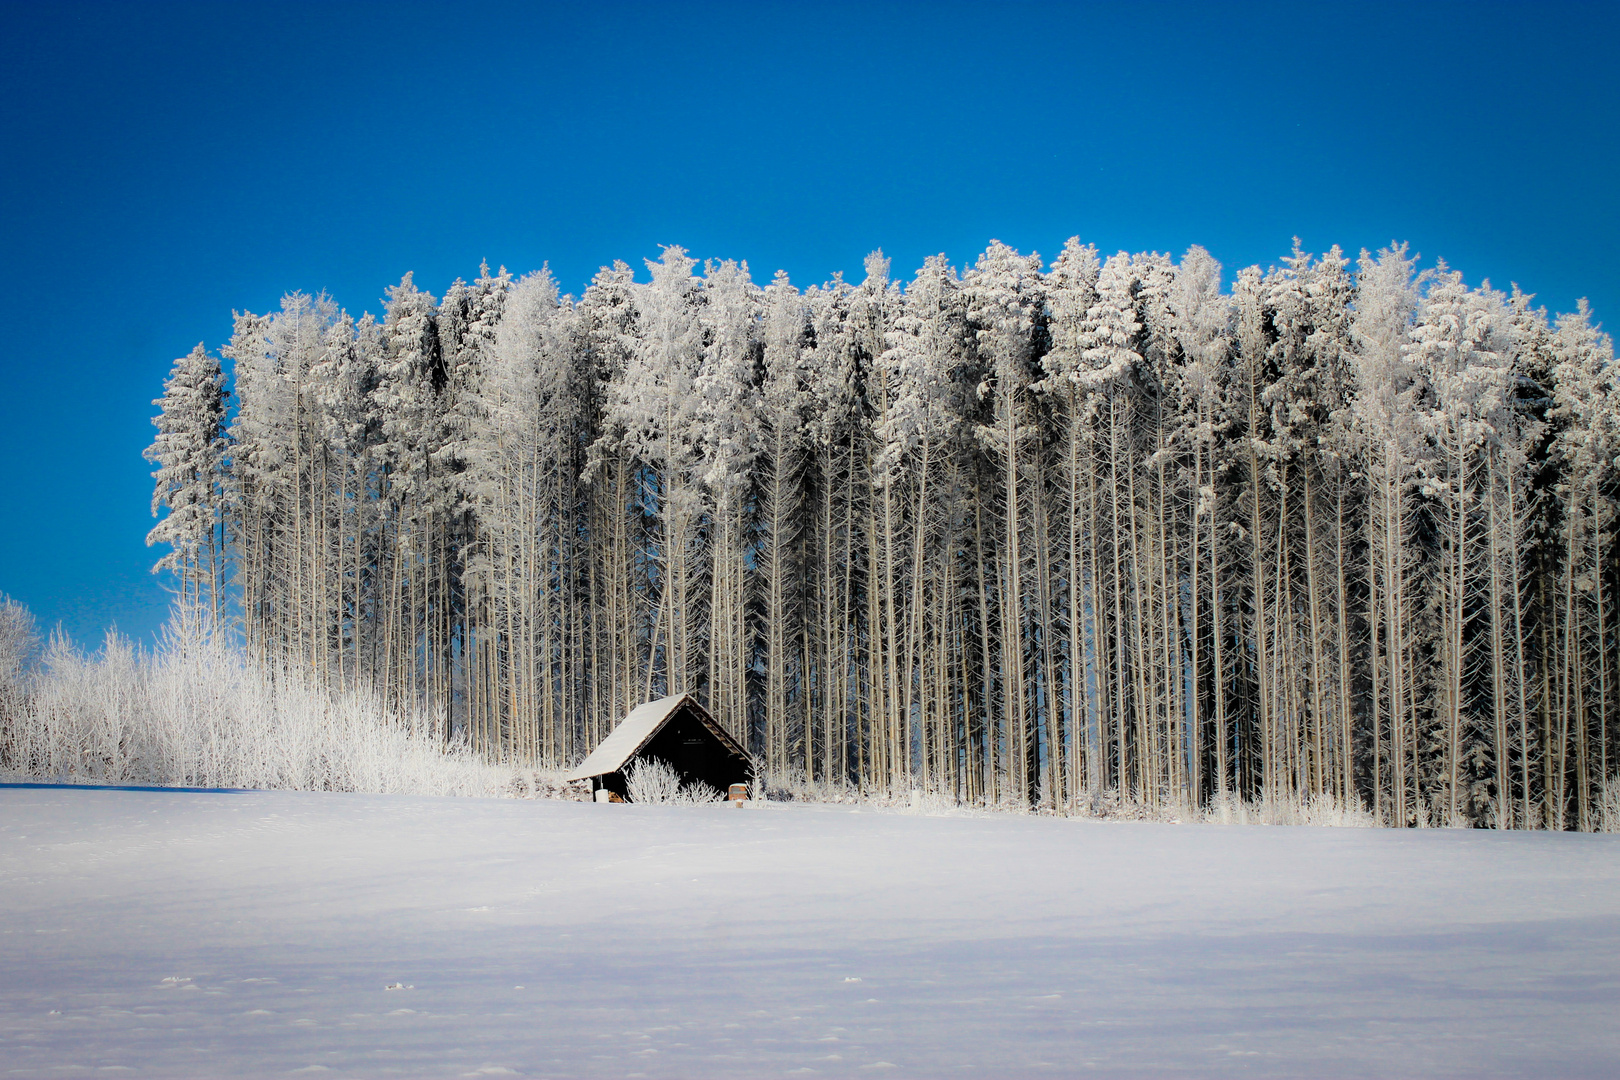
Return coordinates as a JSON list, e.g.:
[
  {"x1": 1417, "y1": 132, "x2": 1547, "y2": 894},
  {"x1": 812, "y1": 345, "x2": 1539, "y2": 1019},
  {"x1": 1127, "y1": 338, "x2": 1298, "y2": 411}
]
[{"x1": 565, "y1": 694, "x2": 751, "y2": 800}]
